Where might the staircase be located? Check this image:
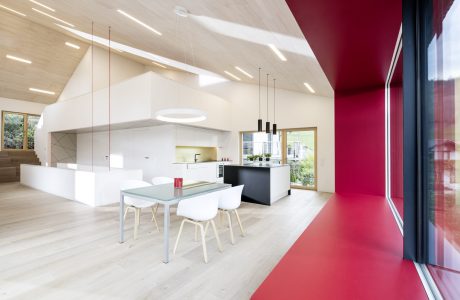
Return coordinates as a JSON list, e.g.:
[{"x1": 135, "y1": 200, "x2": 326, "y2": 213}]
[{"x1": 0, "y1": 150, "x2": 41, "y2": 183}]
